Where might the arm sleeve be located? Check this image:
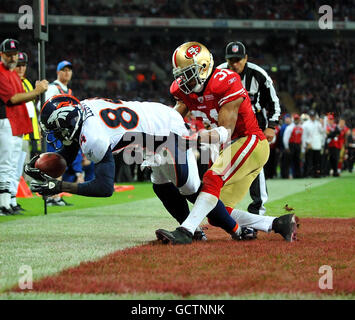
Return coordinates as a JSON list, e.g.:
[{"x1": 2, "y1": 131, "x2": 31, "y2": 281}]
[
  {"x1": 216, "y1": 72, "x2": 248, "y2": 107},
  {"x1": 77, "y1": 147, "x2": 115, "y2": 197},
  {"x1": 259, "y1": 73, "x2": 281, "y2": 126}
]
